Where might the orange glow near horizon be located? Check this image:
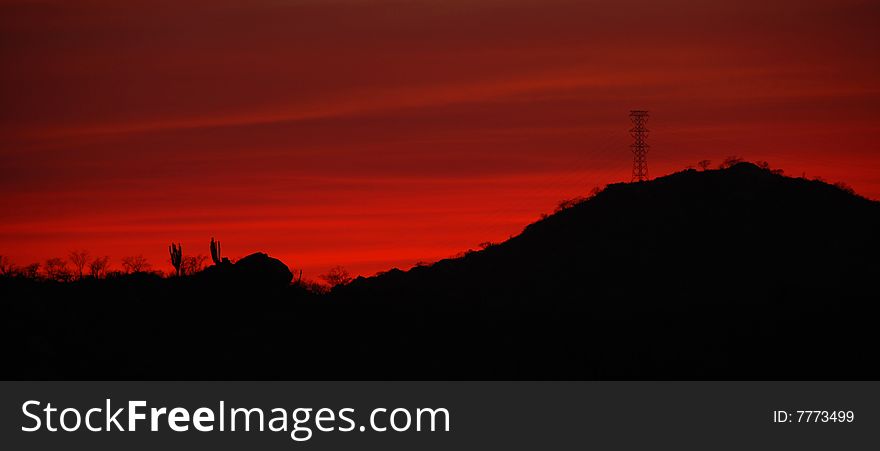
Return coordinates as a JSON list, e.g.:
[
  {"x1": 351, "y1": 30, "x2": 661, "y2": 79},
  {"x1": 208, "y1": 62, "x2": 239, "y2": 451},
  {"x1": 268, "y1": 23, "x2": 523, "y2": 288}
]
[{"x1": 1, "y1": 0, "x2": 879, "y2": 279}]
